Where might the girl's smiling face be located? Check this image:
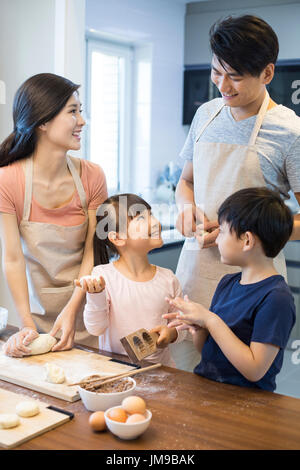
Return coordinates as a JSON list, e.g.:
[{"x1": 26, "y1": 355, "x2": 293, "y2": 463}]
[
  {"x1": 127, "y1": 209, "x2": 163, "y2": 250},
  {"x1": 39, "y1": 91, "x2": 85, "y2": 151}
]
